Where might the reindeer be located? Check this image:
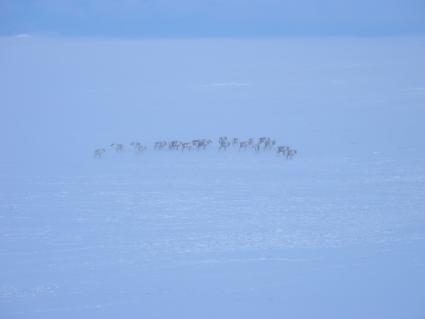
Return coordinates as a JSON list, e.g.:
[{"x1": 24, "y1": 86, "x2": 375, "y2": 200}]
[
  {"x1": 258, "y1": 137, "x2": 268, "y2": 144},
  {"x1": 265, "y1": 138, "x2": 275, "y2": 151},
  {"x1": 191, "y1": 139, "x2": 209, "y2": 150},
  {"x1": 277, "y1": 146, "x2": 289, "y2": 156},
  {"x1": 218, "y1": 136, "x2": 231, "y2": 151},
  {"x1": 93, "y1": 148, "x2": 106, "y2": 158},
  {"x1": 192, "y1": 139, "x2": 202, "y2": 150},
  {"x1": 254, "y1": 142, "x2": 262, "y2": 152},
  {"x1": 131, "y1": 142, "x2": 147, "y2": 154},
  {"x1": 168, "y1": 140, "x2": 181, "y2": 151},
  {"x1": 154, "y1": 141, "x2": 168, "y2": 150},
  {"x1": 239, "y1": 141, "x2": 249, "y2": 150},
  {"x1": 287, "y1": 149, "x2": 297, "y2": 159},
  {"x1": 277, "y1": 146, "x2": 297, "y2": 159},
  {"x1": 111, "y1": 143, "x2": 124, "y2": 152},
  {"x1": 181, "y1": 142, "x2": 193, "y2": 151}
]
